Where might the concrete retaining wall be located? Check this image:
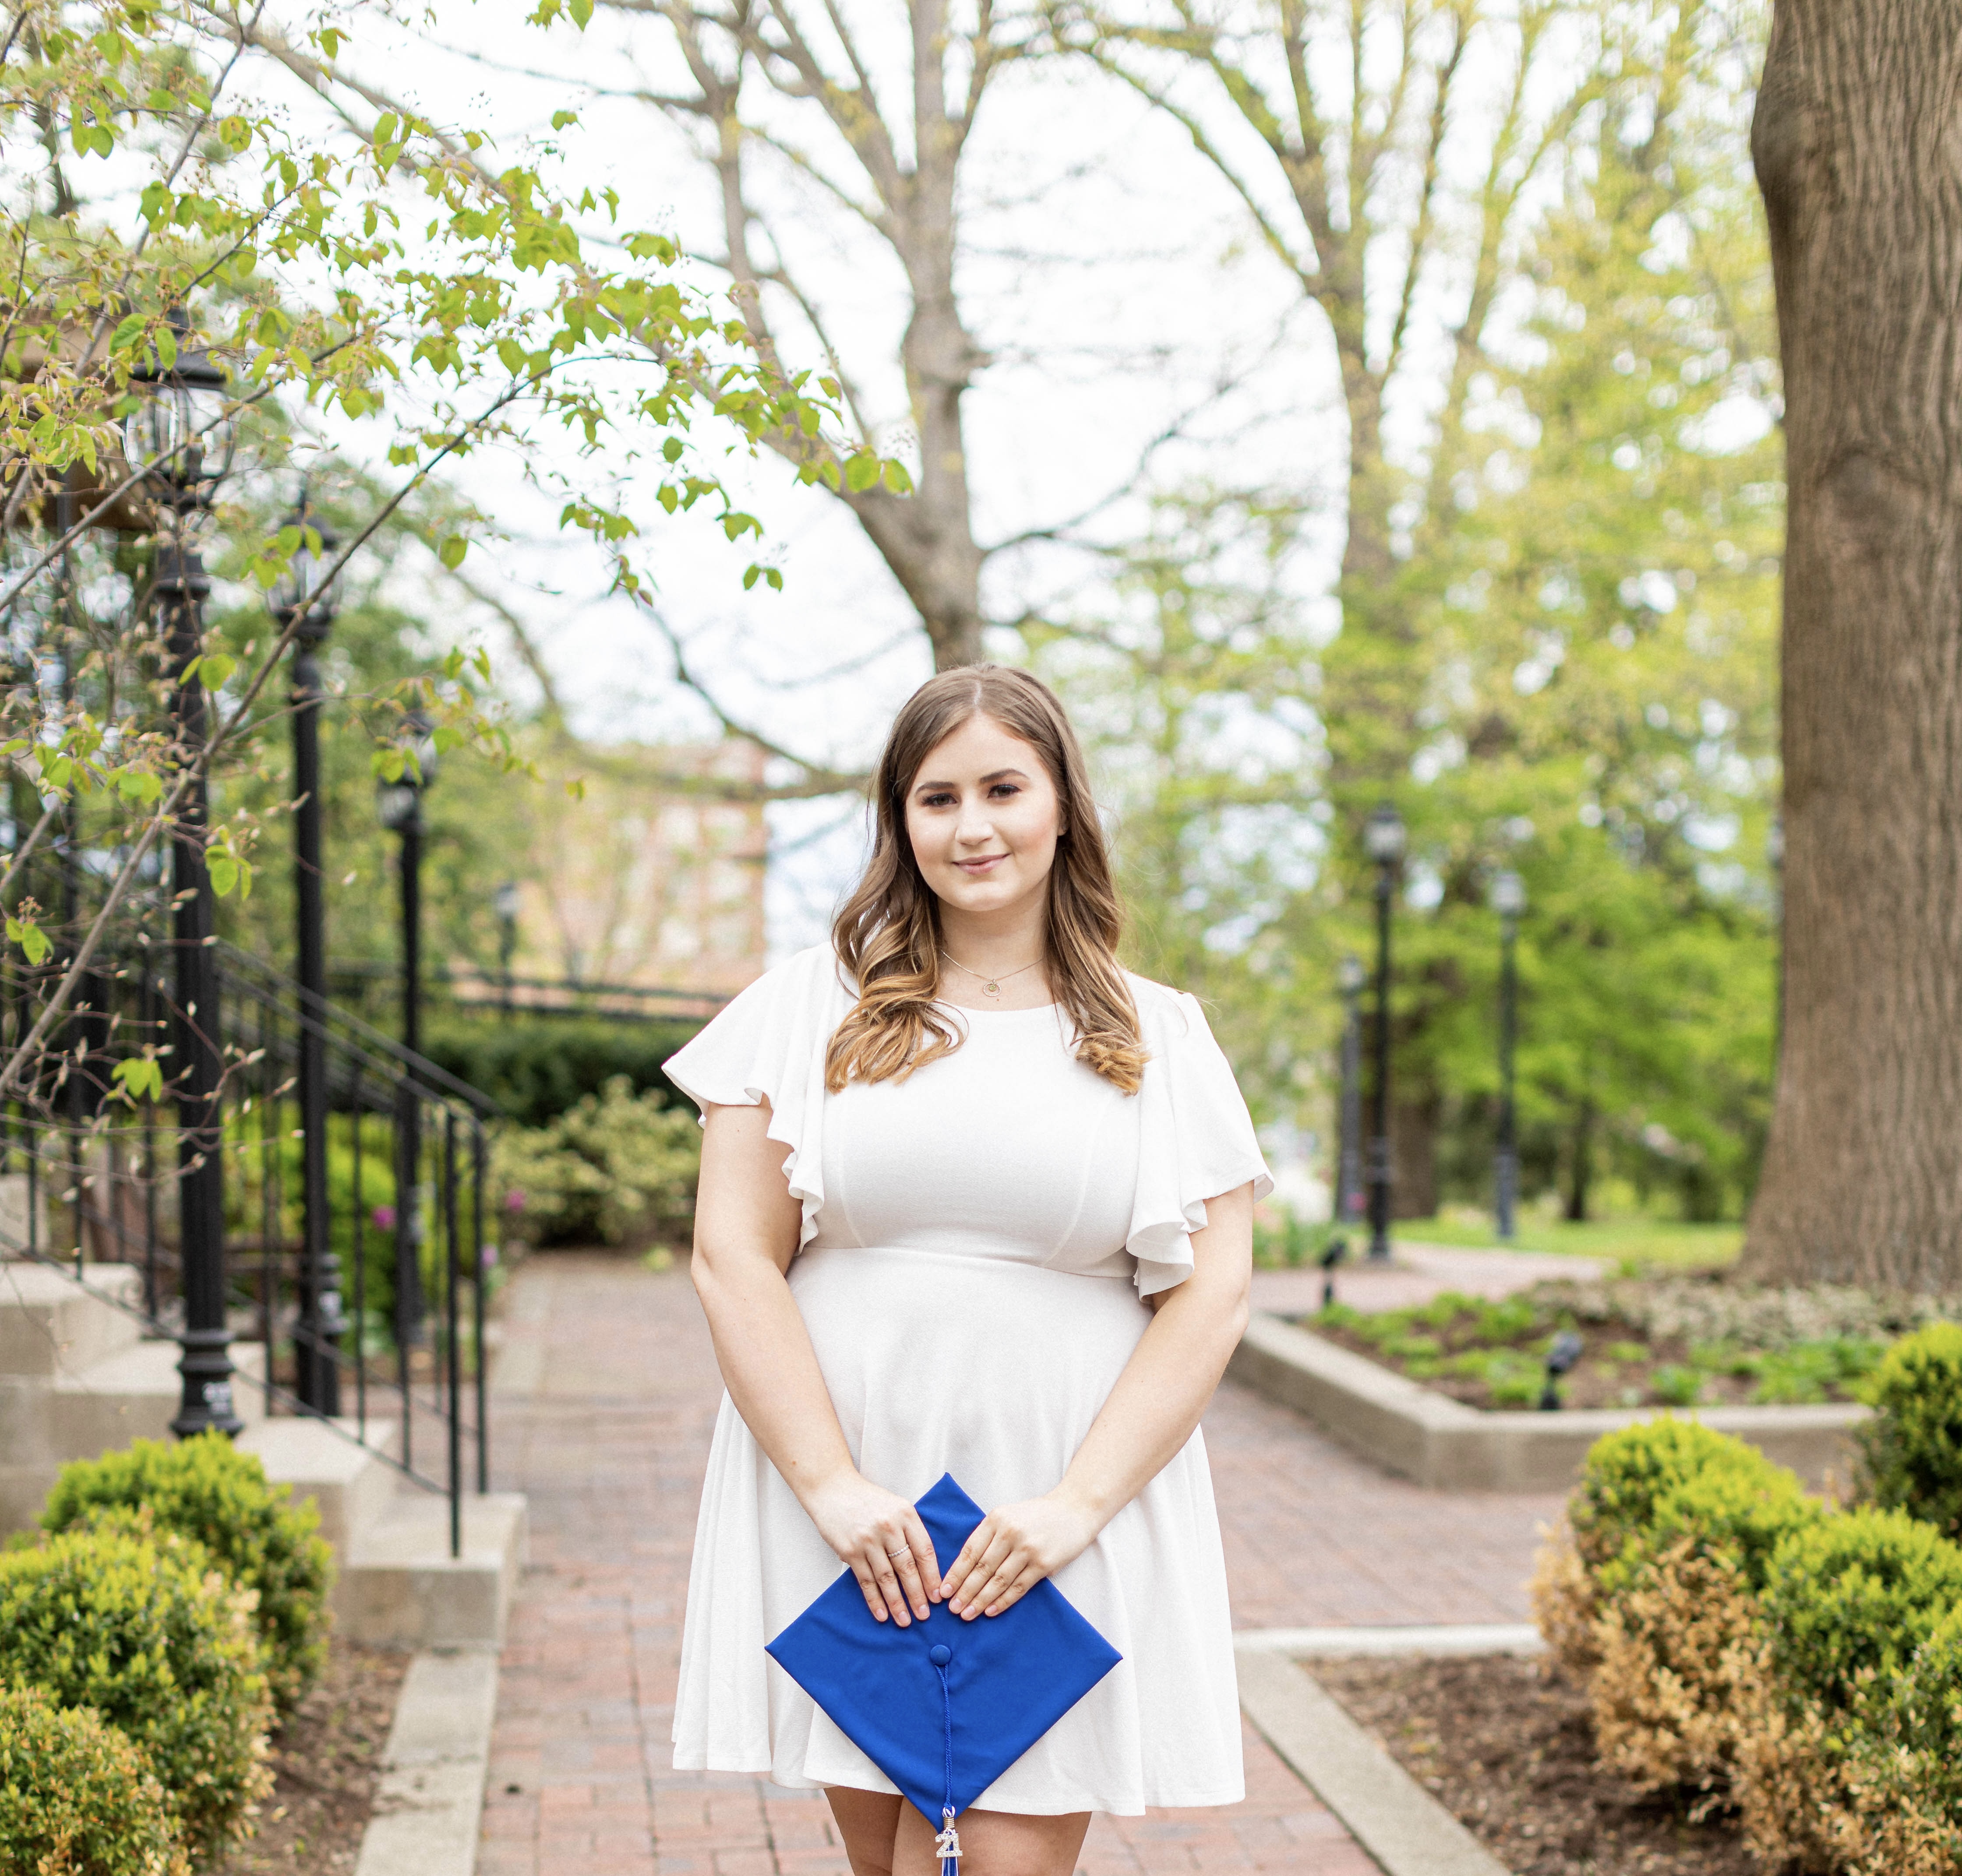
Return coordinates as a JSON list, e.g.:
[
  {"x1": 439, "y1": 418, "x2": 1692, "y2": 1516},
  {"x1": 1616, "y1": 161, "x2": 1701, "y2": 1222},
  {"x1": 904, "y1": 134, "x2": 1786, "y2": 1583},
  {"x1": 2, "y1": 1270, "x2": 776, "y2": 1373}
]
[{"x1": 1229, "y1": 1311, "x2": 1869, "y2": 1491}]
